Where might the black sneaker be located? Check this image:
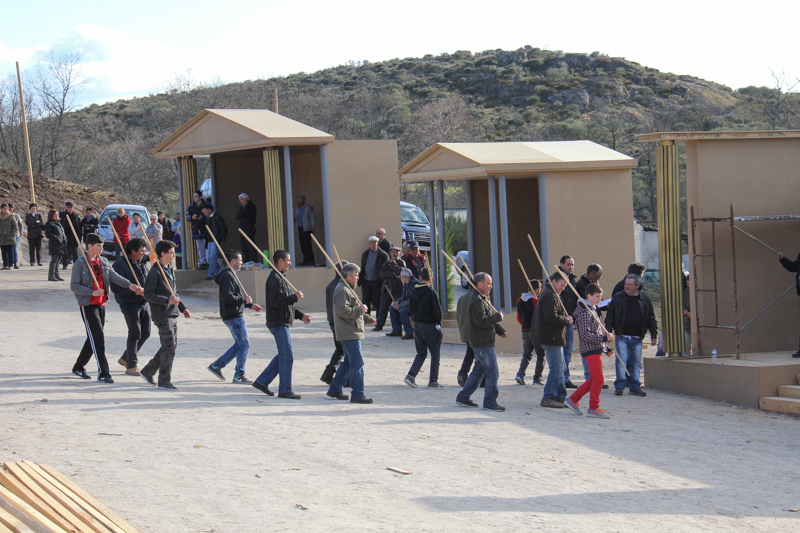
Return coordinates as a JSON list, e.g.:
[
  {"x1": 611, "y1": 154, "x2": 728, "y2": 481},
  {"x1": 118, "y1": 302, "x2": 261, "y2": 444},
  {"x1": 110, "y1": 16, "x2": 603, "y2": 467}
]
[
  {"x1": 141, "y1": 372, "x2": 156, "y2": 387},
  {"x1": 320, "y1": 366, "x2": 335, "y2": 385},
  {"x1": 532, "y1": 378, "x2": 543, "y2": 385},
  {"x1": 372, "y1": 326, "x2": 383, "y2": 332},
  {"x1": 350, "y1": 397, "x2": 373, "y2": 404},
  {"x1": 565, "y1": 381, "x2": 578, "y2": 389},
  {"x1": 483, "y1": 403, "x2": 505, "y2": 412},
  {"x1": 278, "y1": 392, "x2": 302, "y2": 400},
  {"x1": 232, "y1": 375, "x2": 251, "y2": 384},
  {"x1": 97, "y1": 374, "x2": 114, "y2": 384},
  {"x1": 386, "y1": 331, "x2": 402, "y2": 337},
  {"x1": 401, "y1": 333, "x2": 414, "y2": 340},
  {"x1": 158, "y1": 383, "x2": 178, "y2": 390},
  {"x1": 515, "y1": 374, "x2": 525, "y2": 385},
  {"x1": 601, "y1": 384, "x2": 610, "y2": 389},
  {"x1": 629, "y1": 389, "x2": 647, "y2": 397},
  {"x1": 207, "y1": 365, "x2": 225, "y2": 381},
  {"x1": 614, "y1": 388, "x2": 624, "y2": 396},
  {"x1": 456, "y1": 399, "x2": 479, "y2": 408},
  {"x1": 404, "y1": 375, "x2": 417, "y2": 388},
  {"x1": 72, "y1": 369, "x2": 90, "y2": 380},
  {"x1": 427, "y1": 382, "x2": 444, "y2": 388},
  {"x1": 792, "y1": 351, "x2": 800, "y2": 359},
  {"x1": 540, "y1": 398, "x2": 566, "y2": 408},
  {"x1": 252, "y1": 382, "x2": 274, "y2": 396},
  {"x1": 457, "y1": 372, "x2": 467, "y2": 387},
  {"x1": 326, "y1": 391, "x2": 349, "y2": 401}
]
